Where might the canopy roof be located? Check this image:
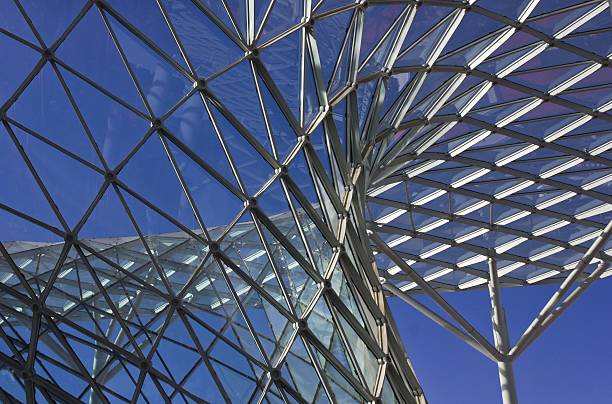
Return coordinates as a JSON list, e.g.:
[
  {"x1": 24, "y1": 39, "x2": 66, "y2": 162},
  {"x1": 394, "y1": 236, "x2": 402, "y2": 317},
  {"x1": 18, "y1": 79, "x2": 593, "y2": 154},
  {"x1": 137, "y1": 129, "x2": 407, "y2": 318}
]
[{"x1": 0, "y1": 0, "x2": 610, "y2": 403}]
